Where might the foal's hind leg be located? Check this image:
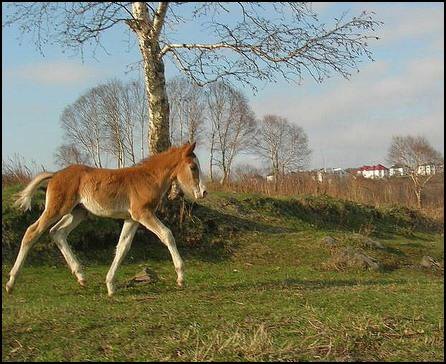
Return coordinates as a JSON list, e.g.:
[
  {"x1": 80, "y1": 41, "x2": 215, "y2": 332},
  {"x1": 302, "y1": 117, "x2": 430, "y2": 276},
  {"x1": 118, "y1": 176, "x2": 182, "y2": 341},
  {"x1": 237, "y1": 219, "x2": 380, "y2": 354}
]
[
  {"x1": 6, "y1": 209, "x2": 61, "y2": 293},
  {"x1": 49, "y1": 208, "x2": 88, "y2": 287}
]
